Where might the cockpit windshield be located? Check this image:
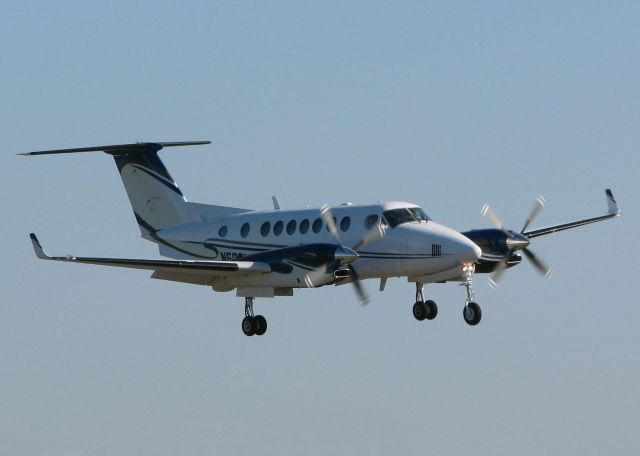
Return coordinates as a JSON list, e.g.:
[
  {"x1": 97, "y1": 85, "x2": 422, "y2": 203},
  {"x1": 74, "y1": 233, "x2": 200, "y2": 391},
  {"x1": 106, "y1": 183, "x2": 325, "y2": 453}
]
[{"x1": 382, "y1": 207, "x2": 431, "y2": 228}]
